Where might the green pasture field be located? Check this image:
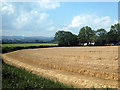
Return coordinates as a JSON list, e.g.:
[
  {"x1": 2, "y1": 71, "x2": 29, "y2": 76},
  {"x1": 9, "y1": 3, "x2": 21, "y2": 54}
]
[
  {"x1": 1, "y1": 43, "x2": 58, "y2": 53},
  {"x1": 2, "y1": 43, "x2": 58, "y2": 48}
]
